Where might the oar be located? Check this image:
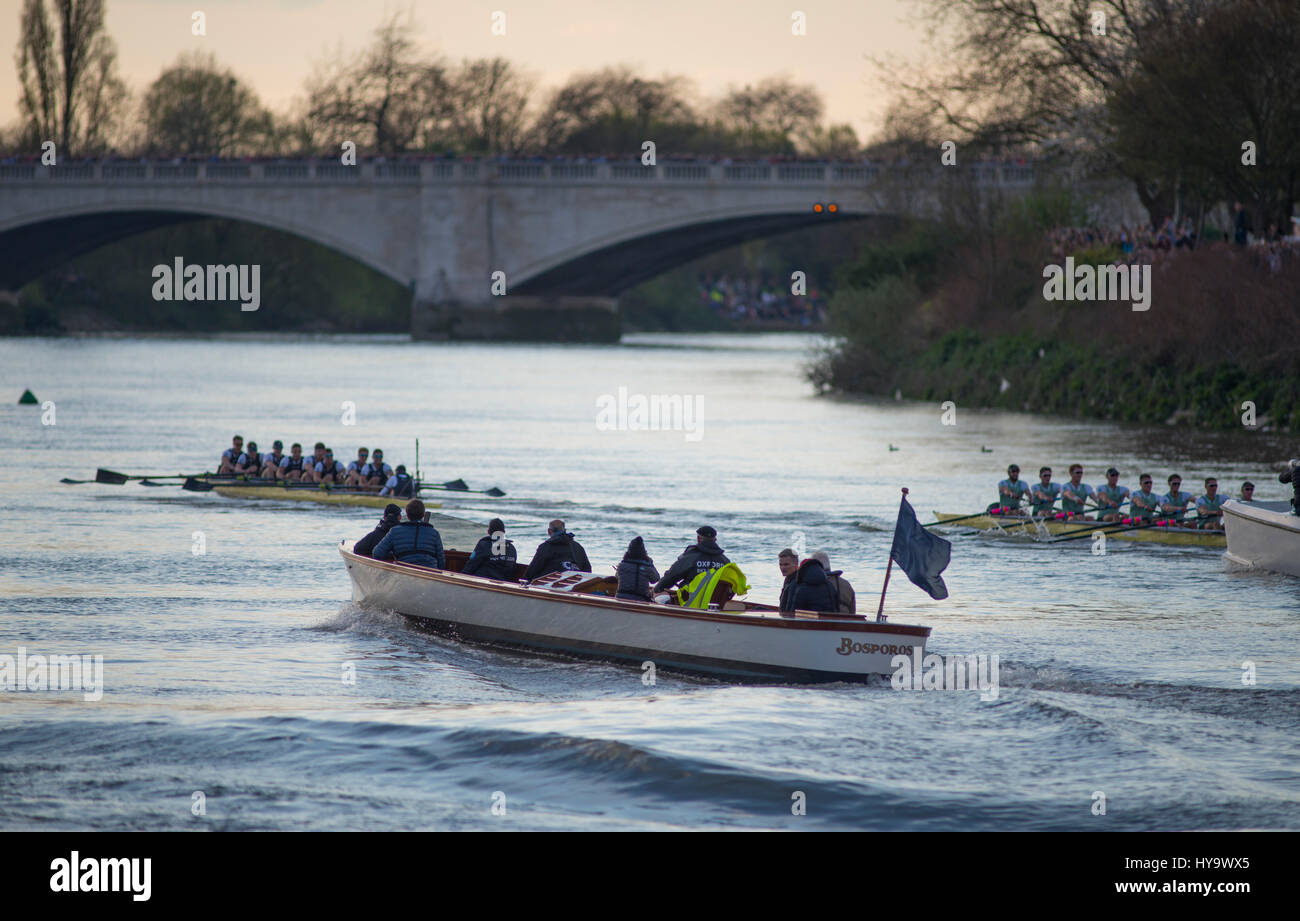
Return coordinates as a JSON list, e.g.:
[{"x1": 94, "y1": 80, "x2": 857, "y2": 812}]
[
  {"x1": 62, "y1": 469, "x2": 211, "y2": 485},
  {"x1": 1047, "y1": 519, "x2": 1183, "y2": 543},
  {"x1": 417, "y1": 480, "x2": 507, "y2": 497}
]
